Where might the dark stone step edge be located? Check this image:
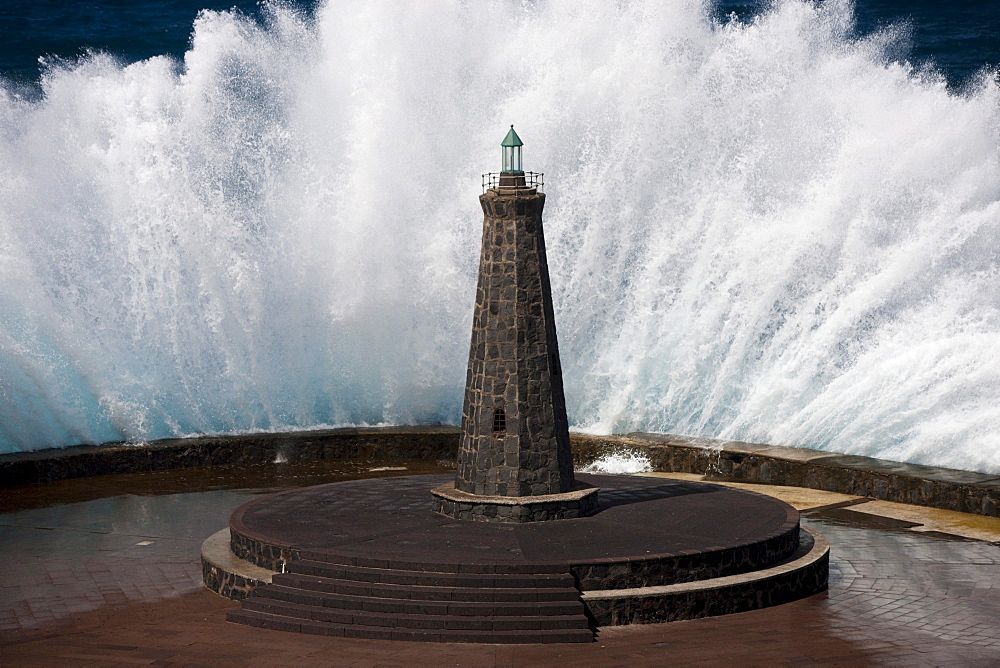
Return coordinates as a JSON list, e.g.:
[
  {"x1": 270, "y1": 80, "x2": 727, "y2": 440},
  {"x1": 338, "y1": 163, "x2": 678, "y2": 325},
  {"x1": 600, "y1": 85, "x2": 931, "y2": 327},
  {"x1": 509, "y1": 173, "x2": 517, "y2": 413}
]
[
  {"x1": 242, "y1": 597, "x2": 589, "y2": 631},
  {"x1": 286, "y1": 559, "x2": 577, "y2": 589},
  {"x1": 226, "y1": 609, "x2": 594, "y2": 643},
  {"x1": 271, "y1": 572, "x2": 581, "y2": 602},
  {"x1": 255, "y1": 584, "x2": 584, "y2": 617},
  {"x1": 296, "y1": 548, "x2": 568, "y2": 575}
]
